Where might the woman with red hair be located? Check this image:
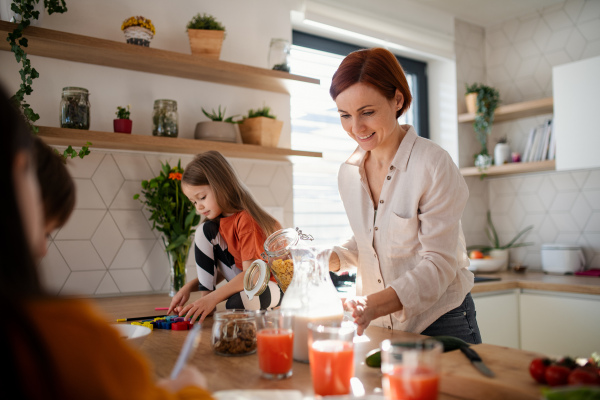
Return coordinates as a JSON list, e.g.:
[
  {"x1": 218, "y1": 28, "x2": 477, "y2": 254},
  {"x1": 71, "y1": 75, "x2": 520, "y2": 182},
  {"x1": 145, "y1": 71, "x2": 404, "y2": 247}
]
[{"x1": 329, "y1": 48, "x2": 481, "y2": 344}]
